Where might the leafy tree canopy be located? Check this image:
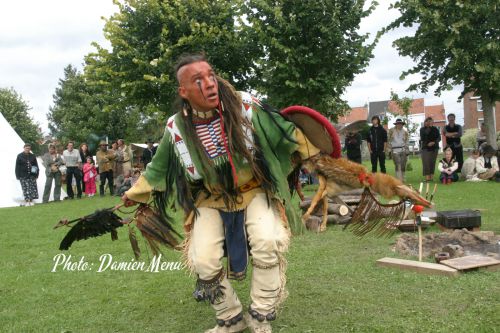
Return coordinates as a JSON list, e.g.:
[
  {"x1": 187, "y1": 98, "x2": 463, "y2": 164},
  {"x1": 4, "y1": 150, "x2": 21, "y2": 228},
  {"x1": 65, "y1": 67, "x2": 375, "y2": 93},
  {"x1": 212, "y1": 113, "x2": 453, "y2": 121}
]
[
  {"x1": 84, "y1": 0, "x2": 256, "y2": 118},
  {"x1": 47, "y1": 64, "x2": 142, "y2": 151},
  {"x1": 386, "y1": 0, "x2": 499, "y2": 147},
  {"x1": 245, "y1": 0, "x2": 378, "y2": 118},
  {"x1": 0, "y1": 87, "x2": 42, "y2": 153}
]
